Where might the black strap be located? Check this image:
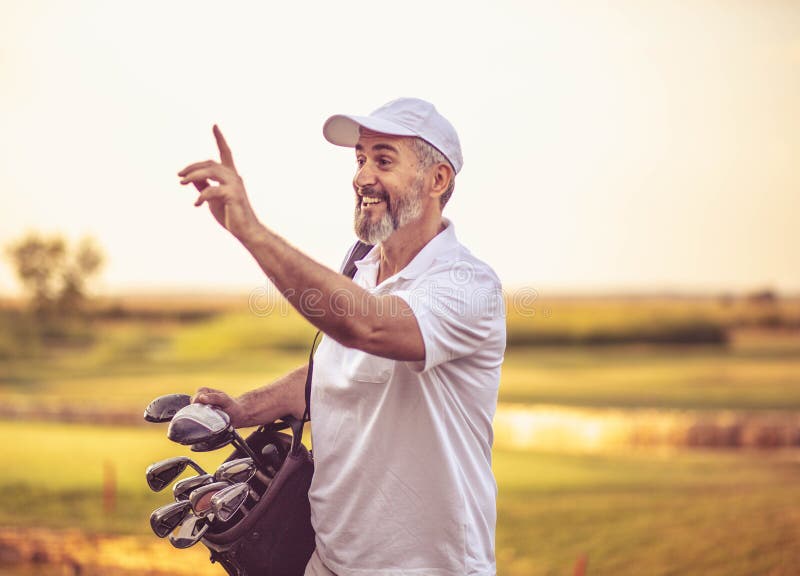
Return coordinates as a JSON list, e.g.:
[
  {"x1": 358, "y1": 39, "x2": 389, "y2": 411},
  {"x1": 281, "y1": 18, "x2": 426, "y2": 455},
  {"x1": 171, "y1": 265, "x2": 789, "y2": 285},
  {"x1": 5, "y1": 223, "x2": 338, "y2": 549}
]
[
  {"x1": 302, "y1": 331, "x2": 321, "y2": 422},
  {"x1": 342, "y1": 241, "x2": 375, "y2": 280},
  {"x1": 302, "y1": 241, "x2": 373, "y2": 423}
]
